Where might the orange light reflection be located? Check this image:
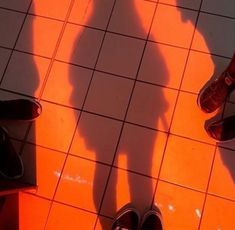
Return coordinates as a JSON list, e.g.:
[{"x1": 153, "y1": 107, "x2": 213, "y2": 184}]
[{"x1": 18, "y1": 0, "x2": 229, "y2": 229}]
